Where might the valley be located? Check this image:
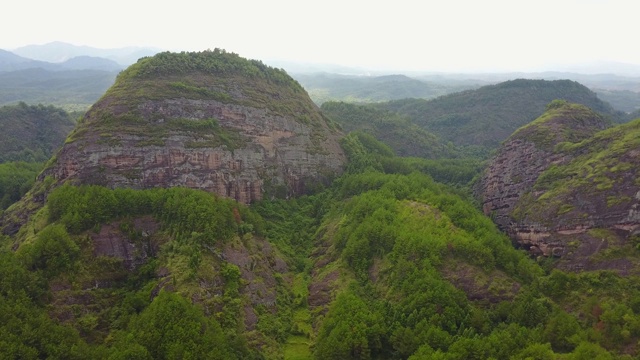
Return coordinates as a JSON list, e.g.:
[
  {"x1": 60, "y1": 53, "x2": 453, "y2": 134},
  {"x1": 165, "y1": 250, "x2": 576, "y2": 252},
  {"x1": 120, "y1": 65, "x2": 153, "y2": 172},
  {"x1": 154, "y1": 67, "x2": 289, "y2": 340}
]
[{"x1": 0, "y1": 48, "x2": 640, "y2": 359}]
